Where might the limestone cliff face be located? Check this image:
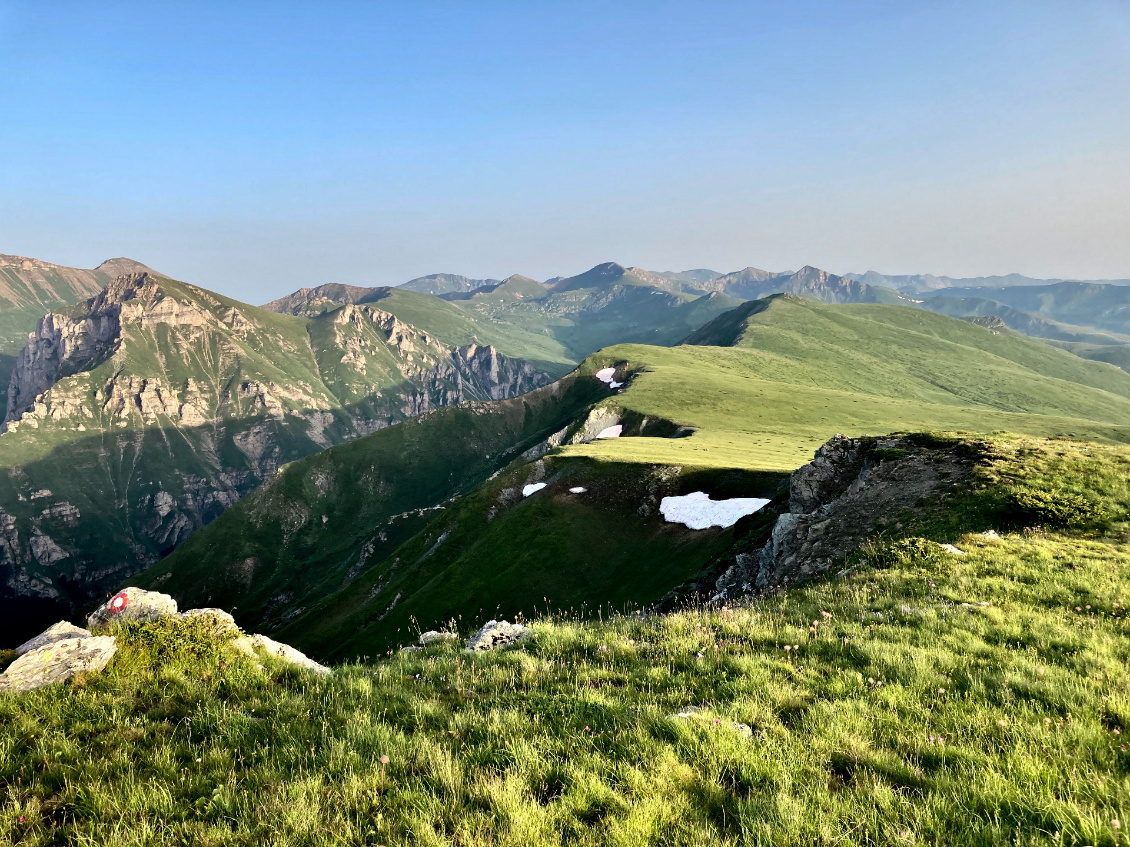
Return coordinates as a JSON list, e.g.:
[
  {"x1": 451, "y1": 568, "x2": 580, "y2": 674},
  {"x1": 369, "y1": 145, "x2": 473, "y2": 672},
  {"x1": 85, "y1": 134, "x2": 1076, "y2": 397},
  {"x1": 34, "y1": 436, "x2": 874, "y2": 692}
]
[{"x1": 0, "y1": 272, "x2": 550, "y2": 626}]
